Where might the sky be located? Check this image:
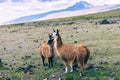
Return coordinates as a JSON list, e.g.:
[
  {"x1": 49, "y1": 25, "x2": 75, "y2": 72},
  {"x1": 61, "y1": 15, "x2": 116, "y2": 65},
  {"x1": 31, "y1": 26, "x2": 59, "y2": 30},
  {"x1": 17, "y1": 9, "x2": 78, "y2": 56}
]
[{"x1": 0, "y1": 0, "x2": 120, "y2": 24}]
